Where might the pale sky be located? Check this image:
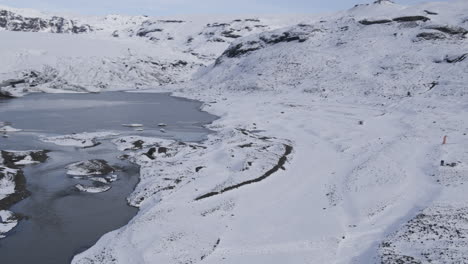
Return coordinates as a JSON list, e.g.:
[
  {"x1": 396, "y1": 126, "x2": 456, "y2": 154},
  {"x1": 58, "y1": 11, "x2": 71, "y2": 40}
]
[{"x1": 0, "y1": 0, "x2": 455, "y2": 16}]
